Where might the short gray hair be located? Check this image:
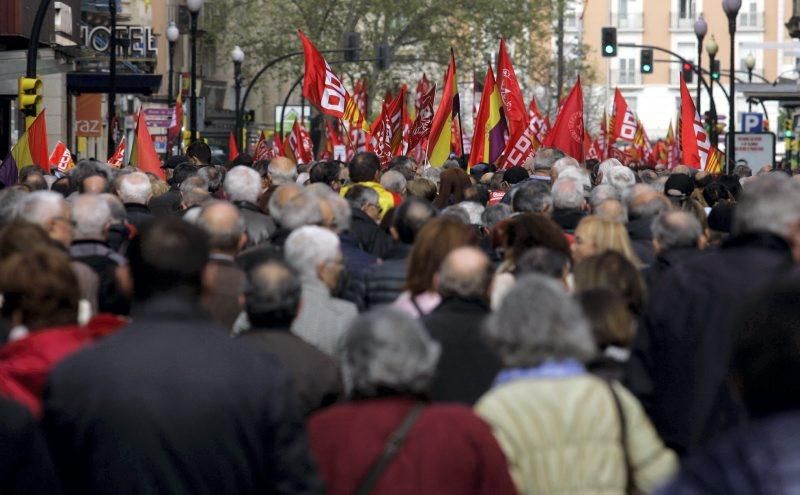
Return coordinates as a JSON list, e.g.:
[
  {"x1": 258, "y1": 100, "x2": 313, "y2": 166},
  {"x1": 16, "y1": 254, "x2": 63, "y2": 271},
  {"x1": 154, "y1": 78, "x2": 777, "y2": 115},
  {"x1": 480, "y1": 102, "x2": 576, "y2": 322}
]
[
  {"x1": 598, "y1": 158, "x2": 622, "y2": 181},
  {"x1": 551, "y1": 156, "x2": 579, "y2": 179},
  {"x1": 267, "y1": 158, "x2": 299, "y2": 186},
  {"x1": 224, "y1": 166, "x2": 261, "y2": 204},
  {"x1": 326, "y1": 193, "x2": 351, "y2": 234},
  {"x1": 458, "y1": 201, "x2": 485, "y2": 226},
  {"x1": 625, "y1": 184, "x2": 669, "y2": 221},
  {"x1": 421, "y1": 167, "x2": 442, "y2": 185},
  {"x1": 17, "y1": 190, "x2": 67, "y2": 226},
  {"x1": 590, "y1": 184, "x2": 619, "y2": 210},
  {"x1": 284, "y1": 225, "x2": 340, "y2": 279},
  {"x1": 481, "y1": 203, "x2": 512, "y2": 229},
  {"x1": 733, "y1": 174, "x2": 800, "y2": 238},
  {"x1": 196, "y1": 201, "x2": 246, "y2": 252},
  {"x1": 72, "y1": 194, "x2": 112, "y2": 239},
  {"x1": 117, "y1": 172, "x2": 151, "y2": 204},
  {"x1": 100, "y1": 193, "x2": 126, "y2": 222},
  {"x1": 345, "y1": 185, "x2": 379, "y2": 209},
  {"x1": 180, "y1": 176, "x2": 211, "y2": 208},
  {"x1": 0, "y1": 188, "x2": 27, "y2": 225},
  {"x1": 440, "y1": 204, "x2": 471, "y2": 224},
  {"x1": 607, "y1": 165, "x2": 636, "y2": 192},
  {"x1": 484, "y1": 274, "x2": 596, "y2": 367},
  {"x1": 340, "y1": 308, "x2": 441, "y2": 397},
  {"x1": 652, "y1": 210, "x2": 703, "y2": 251},
  {"x1": 380, "y1": 170, "x2": 407, "y2": 194},
  {"x1": 533, "y1": 147, "x2": 565, "y2": 171},
  {"x1": 280, "y1": 190, "x2": 323, "y2": 230},
  {"x1": 552, "y1": 178, "x2": 585, "y2": 210}
]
